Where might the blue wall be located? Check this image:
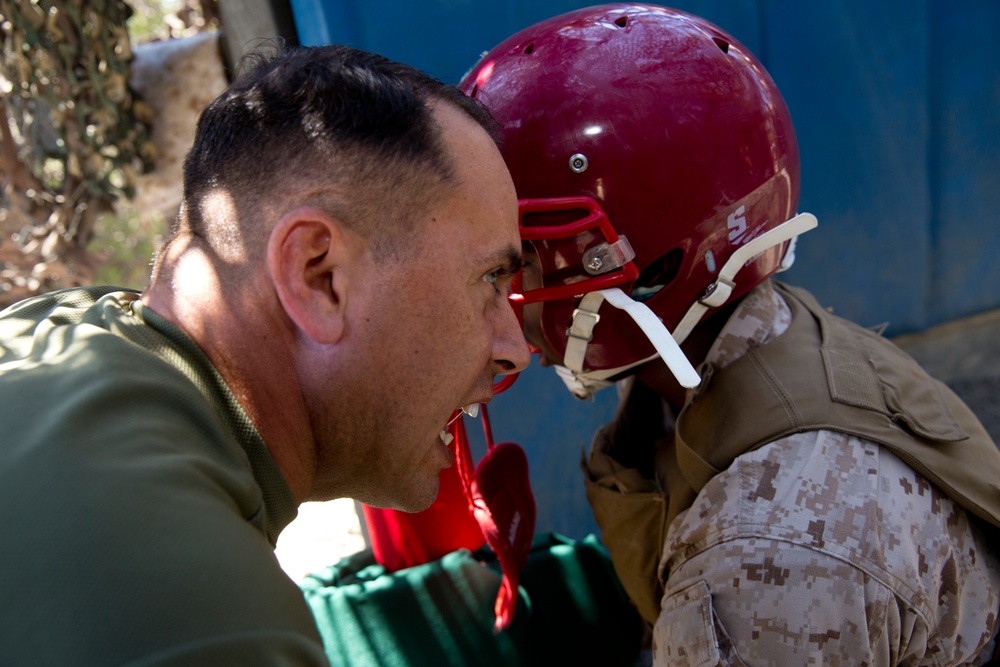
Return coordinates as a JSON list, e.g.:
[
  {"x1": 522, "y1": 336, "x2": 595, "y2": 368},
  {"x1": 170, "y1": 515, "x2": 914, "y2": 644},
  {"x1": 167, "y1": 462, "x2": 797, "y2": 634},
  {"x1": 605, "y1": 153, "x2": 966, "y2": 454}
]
[{"x1": 290, "y1": 0, "x2": 1000, "y2": 538}]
